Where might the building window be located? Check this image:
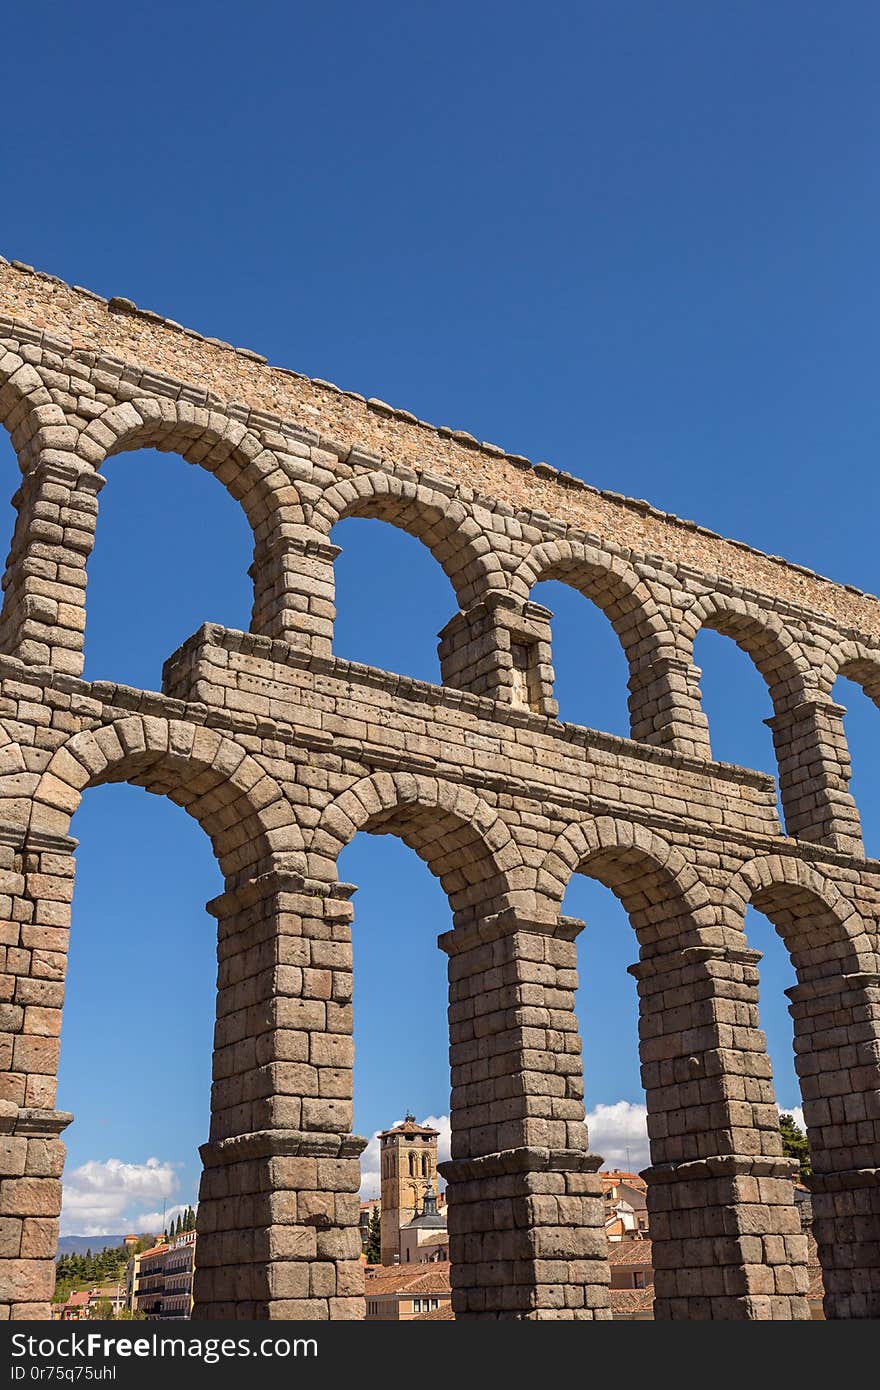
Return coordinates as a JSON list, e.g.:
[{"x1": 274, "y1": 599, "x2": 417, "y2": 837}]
[{"x1": 633, "y1": 1272, "x2": 646, "y2": 1289}]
